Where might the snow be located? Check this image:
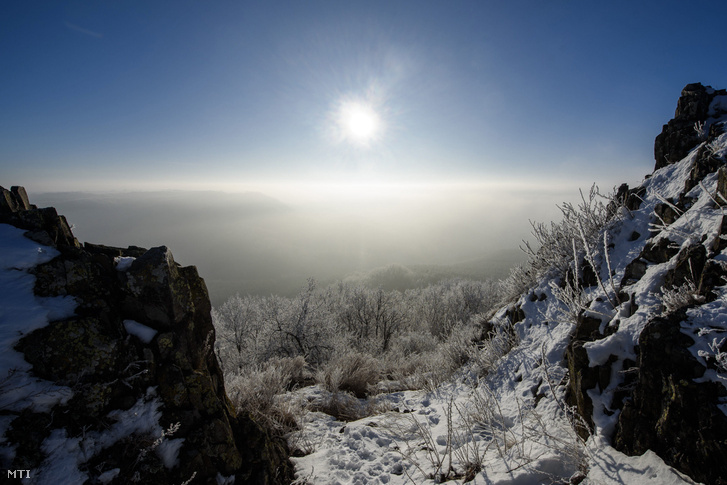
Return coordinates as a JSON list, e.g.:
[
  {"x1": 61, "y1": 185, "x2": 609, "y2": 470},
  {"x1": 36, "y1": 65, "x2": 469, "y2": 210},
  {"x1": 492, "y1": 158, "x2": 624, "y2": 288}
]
[
  {"x1": 0, "y1": 224, "x2": 76, "y2": 425},
  {"x1": 32, "y1": 387, "x2": 179, "y2": 484},
  {"x1": 587, "y1": 447, "x2": 699, "y2": 485},
  {"x1": 115, "y1": 255, "x2": 135, "y2": 271},
  {"x1": 124, "y1": 319, "x2": 158, "y2": 343},
  {"x1": 98, "y1": 468, "x2": 121, "y2": 484}
]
